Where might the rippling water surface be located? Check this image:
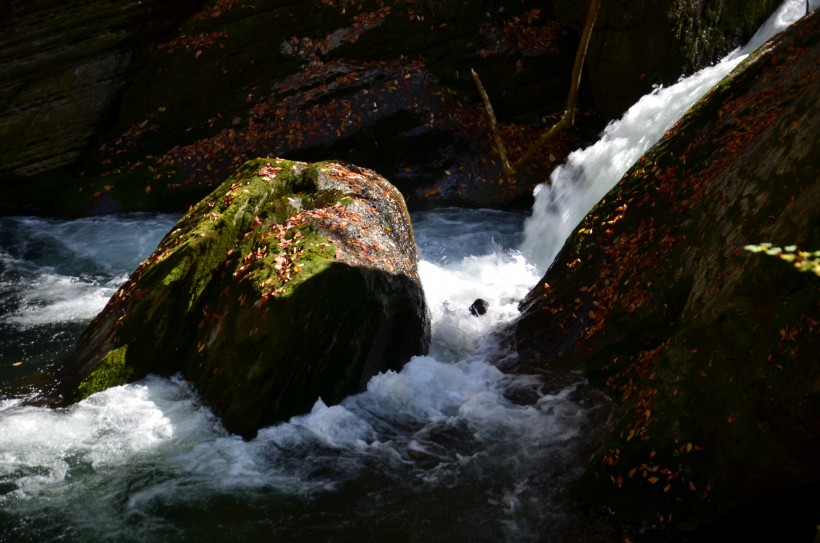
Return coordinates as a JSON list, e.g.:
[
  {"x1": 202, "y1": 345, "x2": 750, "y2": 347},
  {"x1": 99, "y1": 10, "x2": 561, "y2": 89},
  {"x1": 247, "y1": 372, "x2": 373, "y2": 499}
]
[{"x1": 0, "y1": 208, "x2": 610, "y2": 543}]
